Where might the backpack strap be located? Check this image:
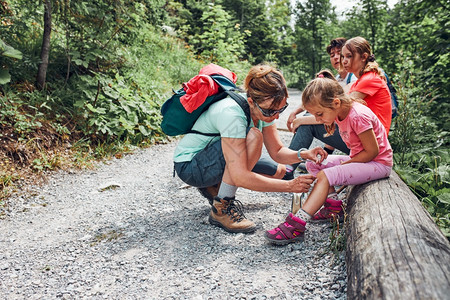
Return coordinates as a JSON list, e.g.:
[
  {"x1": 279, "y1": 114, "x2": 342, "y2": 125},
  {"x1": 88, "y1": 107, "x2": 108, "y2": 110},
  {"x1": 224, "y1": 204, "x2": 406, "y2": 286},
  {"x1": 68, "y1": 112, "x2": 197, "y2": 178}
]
[
  {"x1": 225, "y1": 90, "x2": 251, "y2": 127},
  {"x1": 346, "y1": 73, "x2": 353, "y2": 85},
  {"x1": 210, "y1": 74, "x2": 250, "y2": 127}
]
